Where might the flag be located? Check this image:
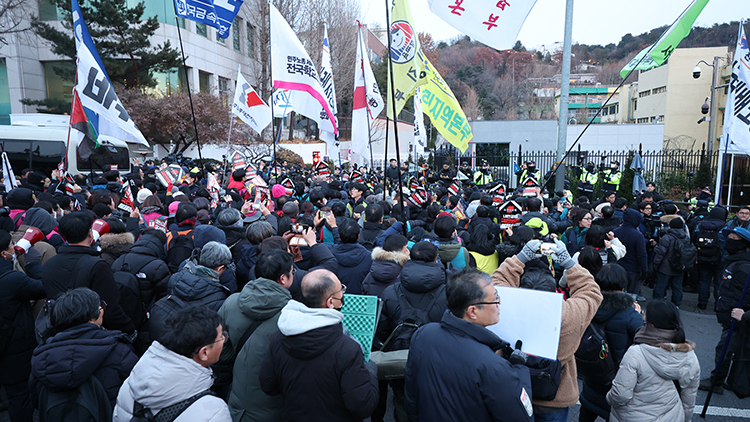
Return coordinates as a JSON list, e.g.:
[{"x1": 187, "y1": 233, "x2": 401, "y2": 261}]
[
  {"x1": 70, "y1": 89, "x2": 98, "y2": 160},
  {"x1": 270, "y1": 89, "x2": 294, "y2": 118},
  {"x1": 619, "y1": 0, "x2": 709, "y2": 78},
  {"x1": 427, "y1": 0, "x2": 537, "y2": 51},
  {"x1": 156, "y1": 164, "x2": 185, "y2": 188},
  {"x1": 173, "y1": 0, "x2": 243, "y2": 39},
  {"x1": 352, "y1": 24, "x2": 385, "y2": 161},
  {"x1": 387, "y1": 0, "x2": 427, "y2": 118},
  {"x1": 207, "y1": 173, "x2": 220, "y2": 208},
  {"x1": 725, "y1": 22, "x2": 750, "y2": 155},
  {"x1": 420, "y1": 58, "x2": 472, "y2": 152},
  {"x1": 319, "y1": 26, "x2": 339, "y2": 150},
  {"x1": 232, "y1": 66, "x2": 272, "y2": 134},
  {"x1": 118, "y1": 183, "x2": 134, "y2": 213},
  {"x1": 413, "y1": 87, "x2": 427, "y2": 156},
  {"x1": 448, "y1": 180, "x2": 460, "y2": 196},
  {"x1": 230, "y1": 152, "x2": 246, "y2": 171},
  {"x1": 269, "y1": 4, "x2": 337, "y2": 134},
  {"x1": 71, "y1": 0, "x2": 148, "y2": 147},
  {"x1": 2, "y1": 152, "x2": 17, "y2": 193},
  {"x1": 452, "y1": 201, "x2": 465, "y2": 221}
]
